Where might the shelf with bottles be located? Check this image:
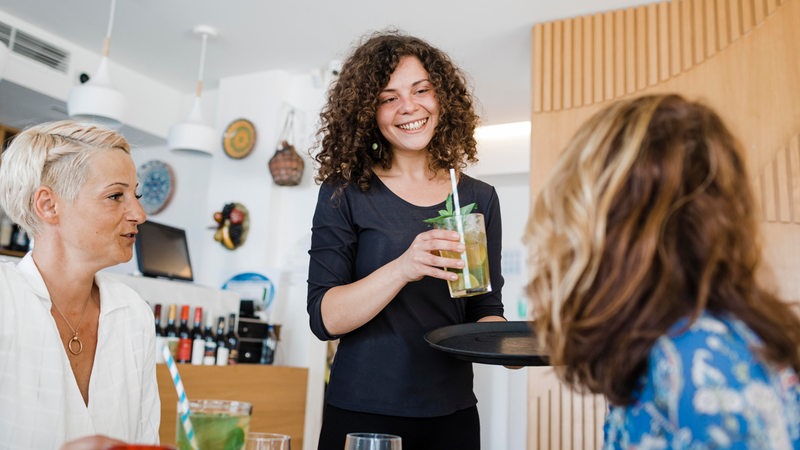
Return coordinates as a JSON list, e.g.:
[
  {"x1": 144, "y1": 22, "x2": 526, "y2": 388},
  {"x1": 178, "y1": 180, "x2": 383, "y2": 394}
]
[{"x1": 153, "y1": 302, "x2": 280, "y2": 366}]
